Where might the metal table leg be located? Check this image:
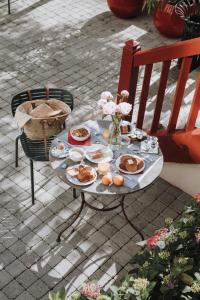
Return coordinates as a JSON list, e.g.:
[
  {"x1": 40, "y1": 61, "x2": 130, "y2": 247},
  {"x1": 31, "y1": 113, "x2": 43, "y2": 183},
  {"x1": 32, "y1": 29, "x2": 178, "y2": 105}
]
[
  {"x1": 8, "y1": 0, "x2": 11, "y2": 14},
  {"x1": 56, "y1": 192, "x2": 85, "y2": 242},
  {"x1": 120, "y1": 195, "x2": 144, "y2": 241}
]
